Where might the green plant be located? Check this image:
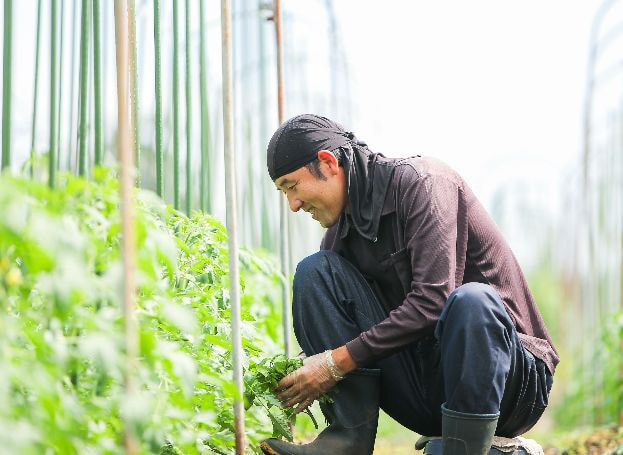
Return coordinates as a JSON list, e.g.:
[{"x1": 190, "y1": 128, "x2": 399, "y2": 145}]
[
  {"x1": 244, "y1": 354, "x2": 330, "y2": 442},
  {"x1": 0, "y1": 167, "x2": 289, "y2": 454}
]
